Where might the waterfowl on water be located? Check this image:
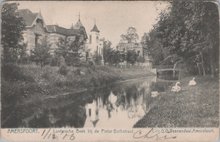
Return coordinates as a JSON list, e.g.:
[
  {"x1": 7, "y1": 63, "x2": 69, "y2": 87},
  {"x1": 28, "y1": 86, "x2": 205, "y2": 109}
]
[
  {"x1": 151, "y1": 91, "x2": 159, "y2": 98},
  {"x1": 171, "y1": 82, "x2": 181, "y2": 92},
  {"x1": 189, "y1": 77, "x2": 197, "y2": 86}
]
